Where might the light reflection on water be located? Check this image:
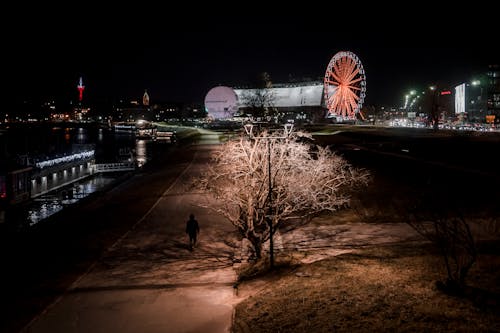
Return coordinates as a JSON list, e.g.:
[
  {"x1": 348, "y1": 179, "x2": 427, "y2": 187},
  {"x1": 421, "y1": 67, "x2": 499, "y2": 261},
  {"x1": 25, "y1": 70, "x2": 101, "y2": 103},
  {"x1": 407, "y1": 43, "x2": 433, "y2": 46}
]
[
  {"x1": 136, "y1": 140, "x2": 147, "y2": 168},
  {"x1": 27, "y1": 175, "x2": 116, "y2": 226},
  {"x1": 6, "y1": 126, "x2": 159, "y2": 227},
  {"x1": 28, "y1": 201, "x2": 64, "y2": 226}
]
